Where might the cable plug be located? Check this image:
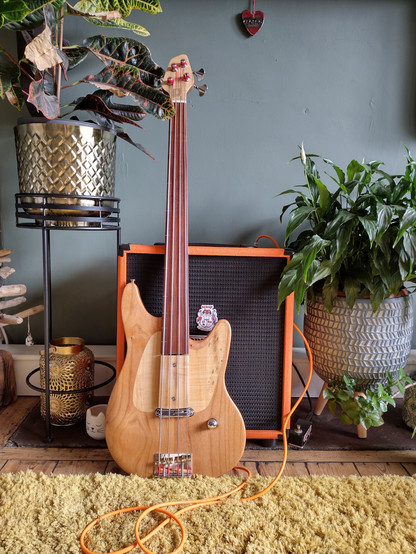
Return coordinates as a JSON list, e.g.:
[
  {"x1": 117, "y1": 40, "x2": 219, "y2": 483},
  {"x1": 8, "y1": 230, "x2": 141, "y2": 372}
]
[{"x1": 288, "y1": 418, "x2": 312, "y2": 449}]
